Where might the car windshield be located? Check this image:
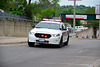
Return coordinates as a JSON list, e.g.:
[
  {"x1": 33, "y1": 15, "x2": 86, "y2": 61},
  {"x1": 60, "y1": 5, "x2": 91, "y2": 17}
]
[{"x1": 35, "y1": 22, "x2": 60, "y2": 30}]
